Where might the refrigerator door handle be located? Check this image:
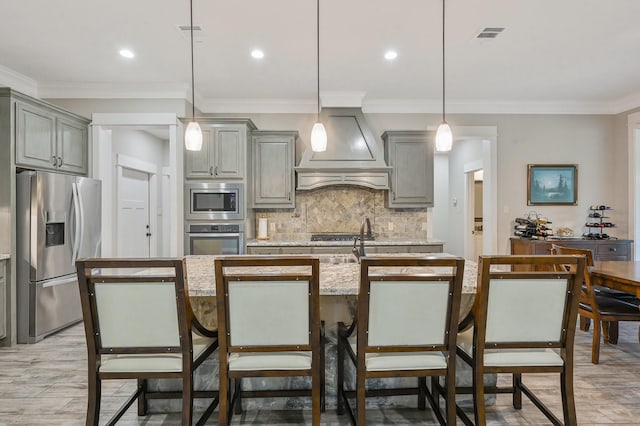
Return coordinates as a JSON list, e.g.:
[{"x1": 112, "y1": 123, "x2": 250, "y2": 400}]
[
  {"x1": 71, "y1": 182, "x2": 81, "y2": 264},
  {"x1": 40, "y1": 274, "x2": 78, "y2": 289}
]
